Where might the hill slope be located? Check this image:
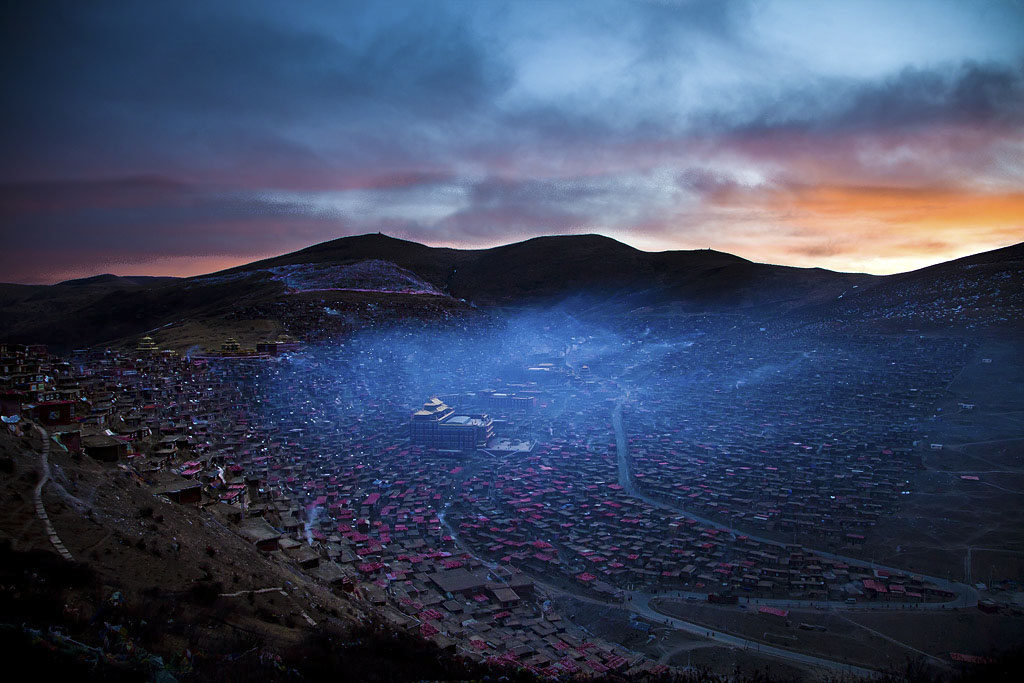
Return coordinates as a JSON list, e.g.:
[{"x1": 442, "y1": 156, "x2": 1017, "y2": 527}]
[
  {"x1": 806, "y1": 241, "x2": 1024, "y2": 332},
  {"x1": 229, "y1": 233, "x2": 871, "y2": 309},
  {"x1": 0, "y1": 234, "x2": 1020, "y2": 350},
  {"x1": 0, "y1": 429, "x2": 546, "y2": 682}
]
